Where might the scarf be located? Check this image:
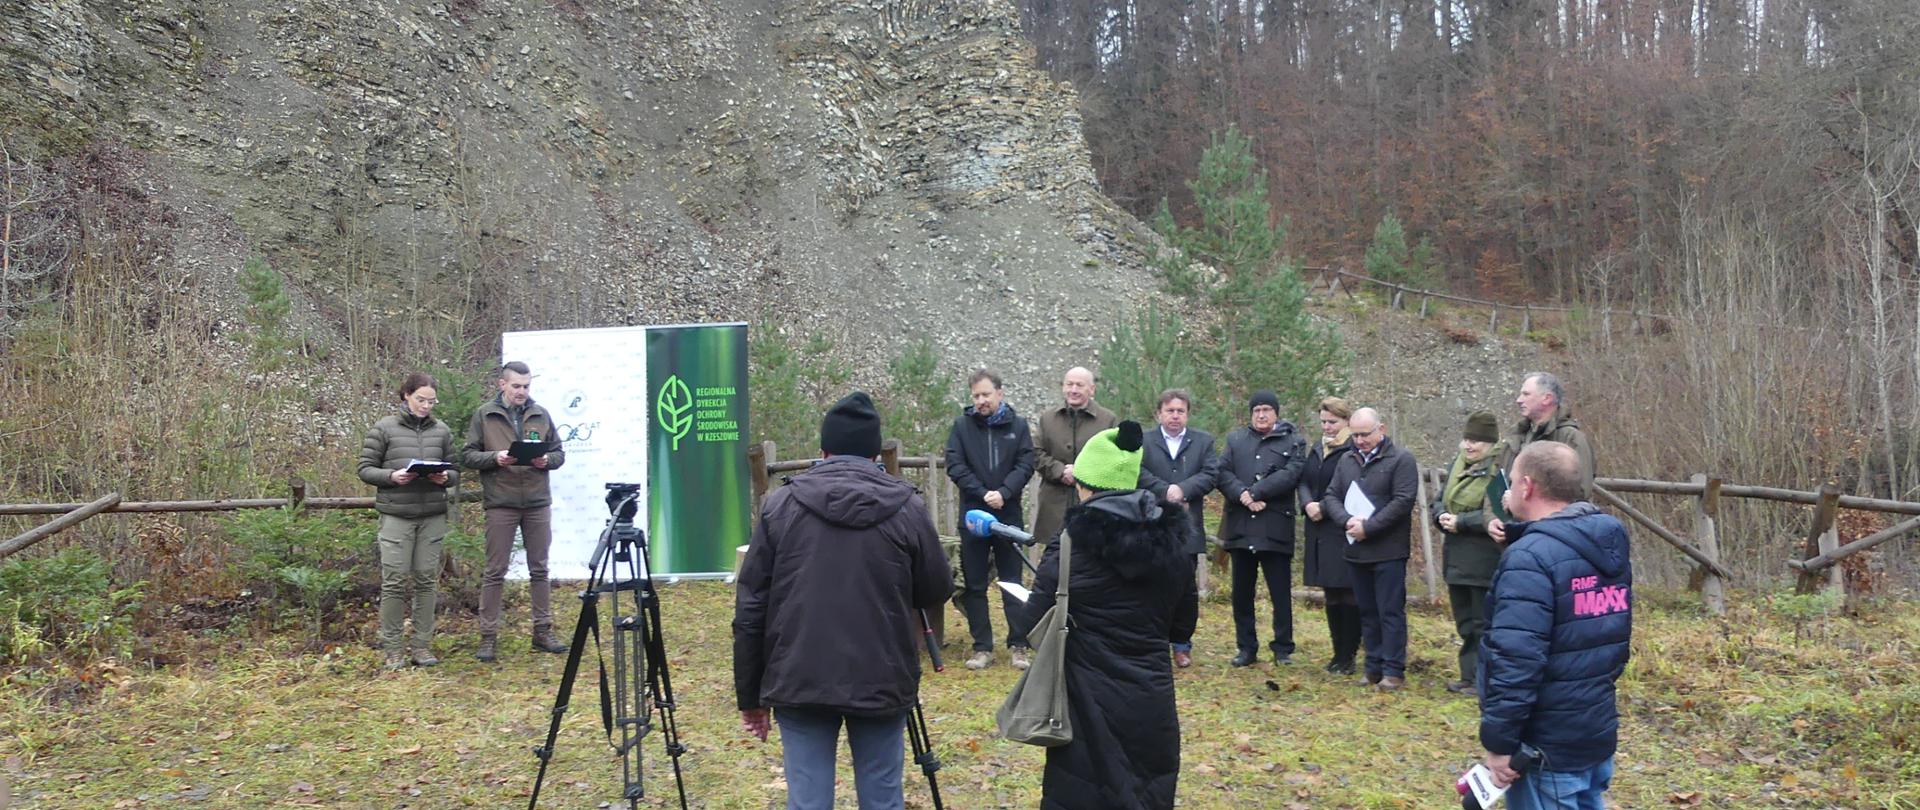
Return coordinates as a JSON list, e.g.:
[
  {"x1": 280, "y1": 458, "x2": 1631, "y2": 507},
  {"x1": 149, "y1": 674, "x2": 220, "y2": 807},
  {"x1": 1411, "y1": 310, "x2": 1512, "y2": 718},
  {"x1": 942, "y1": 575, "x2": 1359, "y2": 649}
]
[{"x1": 1442, "y1": 445, "x2": 1504, "y2": 515}]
